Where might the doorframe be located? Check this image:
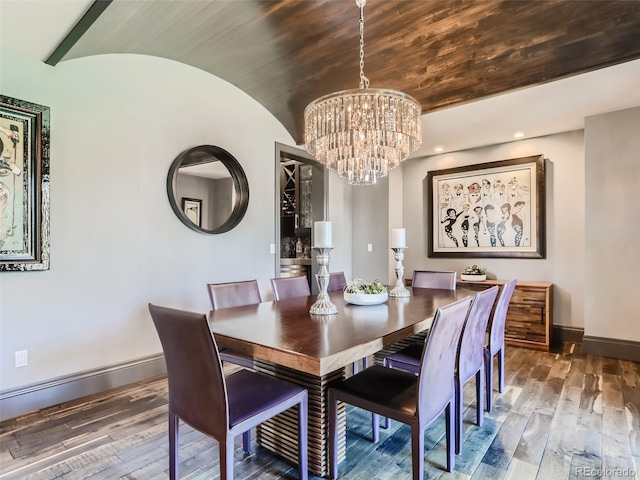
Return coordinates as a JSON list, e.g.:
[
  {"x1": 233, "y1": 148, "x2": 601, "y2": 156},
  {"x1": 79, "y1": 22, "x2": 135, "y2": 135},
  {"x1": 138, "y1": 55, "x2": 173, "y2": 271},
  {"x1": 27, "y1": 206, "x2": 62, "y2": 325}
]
[{"x1": 275, "y1": 142, "x2": 325, "y2": 293}]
